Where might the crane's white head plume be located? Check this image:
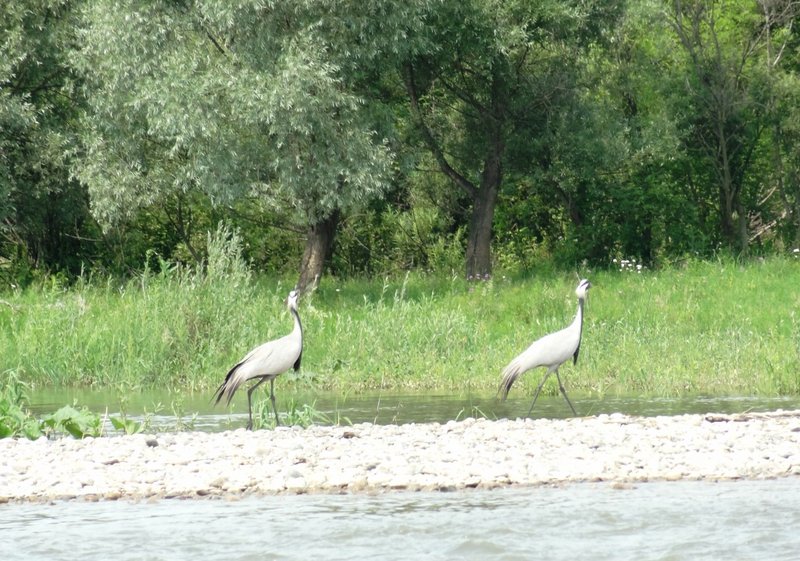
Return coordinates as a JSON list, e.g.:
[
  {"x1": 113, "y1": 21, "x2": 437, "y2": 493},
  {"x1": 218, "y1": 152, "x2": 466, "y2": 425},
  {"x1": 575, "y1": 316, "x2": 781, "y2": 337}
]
[
  {"x1": 286, "y1": 289, "x2": 299, "y2": 310},
  {"x1": 575, "y1": 279, "x2": 591, "y2": 299}
]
